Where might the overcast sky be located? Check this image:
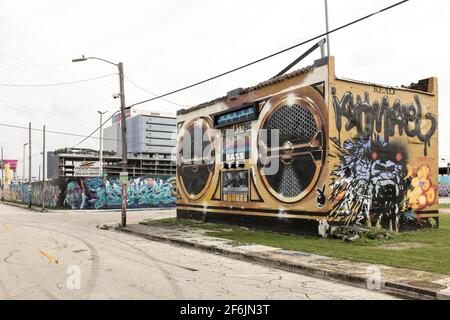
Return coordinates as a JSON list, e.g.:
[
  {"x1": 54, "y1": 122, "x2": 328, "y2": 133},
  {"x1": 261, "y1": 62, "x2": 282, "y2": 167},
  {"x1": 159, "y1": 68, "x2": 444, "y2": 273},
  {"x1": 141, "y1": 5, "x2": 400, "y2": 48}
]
[{"x1": 0, "y1": 0, "x2": 448, "y2": 178}]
